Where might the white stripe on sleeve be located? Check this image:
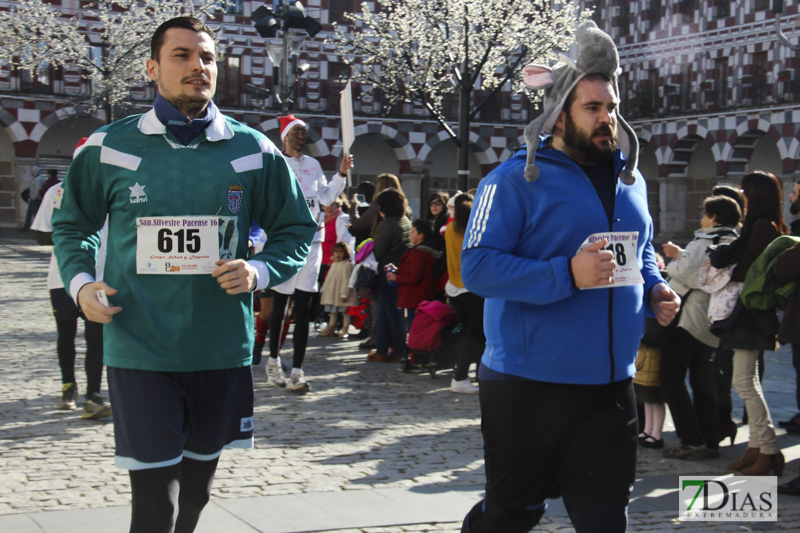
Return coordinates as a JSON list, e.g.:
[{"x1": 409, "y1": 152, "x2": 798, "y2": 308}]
[{"x1": 466, "y1": 184, "x2": 496, "y2": 249}]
